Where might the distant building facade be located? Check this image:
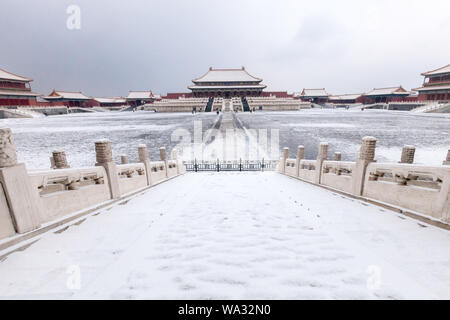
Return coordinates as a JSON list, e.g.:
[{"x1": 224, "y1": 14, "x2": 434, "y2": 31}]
[
  {"x1": 414, "y1": 64, "x2": 450, "y2": 101},
  {"x1": 126, "y1": 91, "x2": 155, "y2": 106},
  {"x1": 362, "y1": 86, "x2": 410, "y2": 104},
  {"x1": 188, "y1": 67, "x2": 267, "y2": 98},
  {"x1": 93, "y1": 97, "x2": 127, "y2": 107},
  {"x1": 328, "y1": 94, "x2": 364, "y2": 104},
  {"x1": 295, "y1": 88, "x2": 329, "y2": 103},
  {"x1": 44, "y1": 90, "x2": 93, "y2": 107},
  {"x1": 0, "y1": 68, "x2": 41, "y2": 106}
]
